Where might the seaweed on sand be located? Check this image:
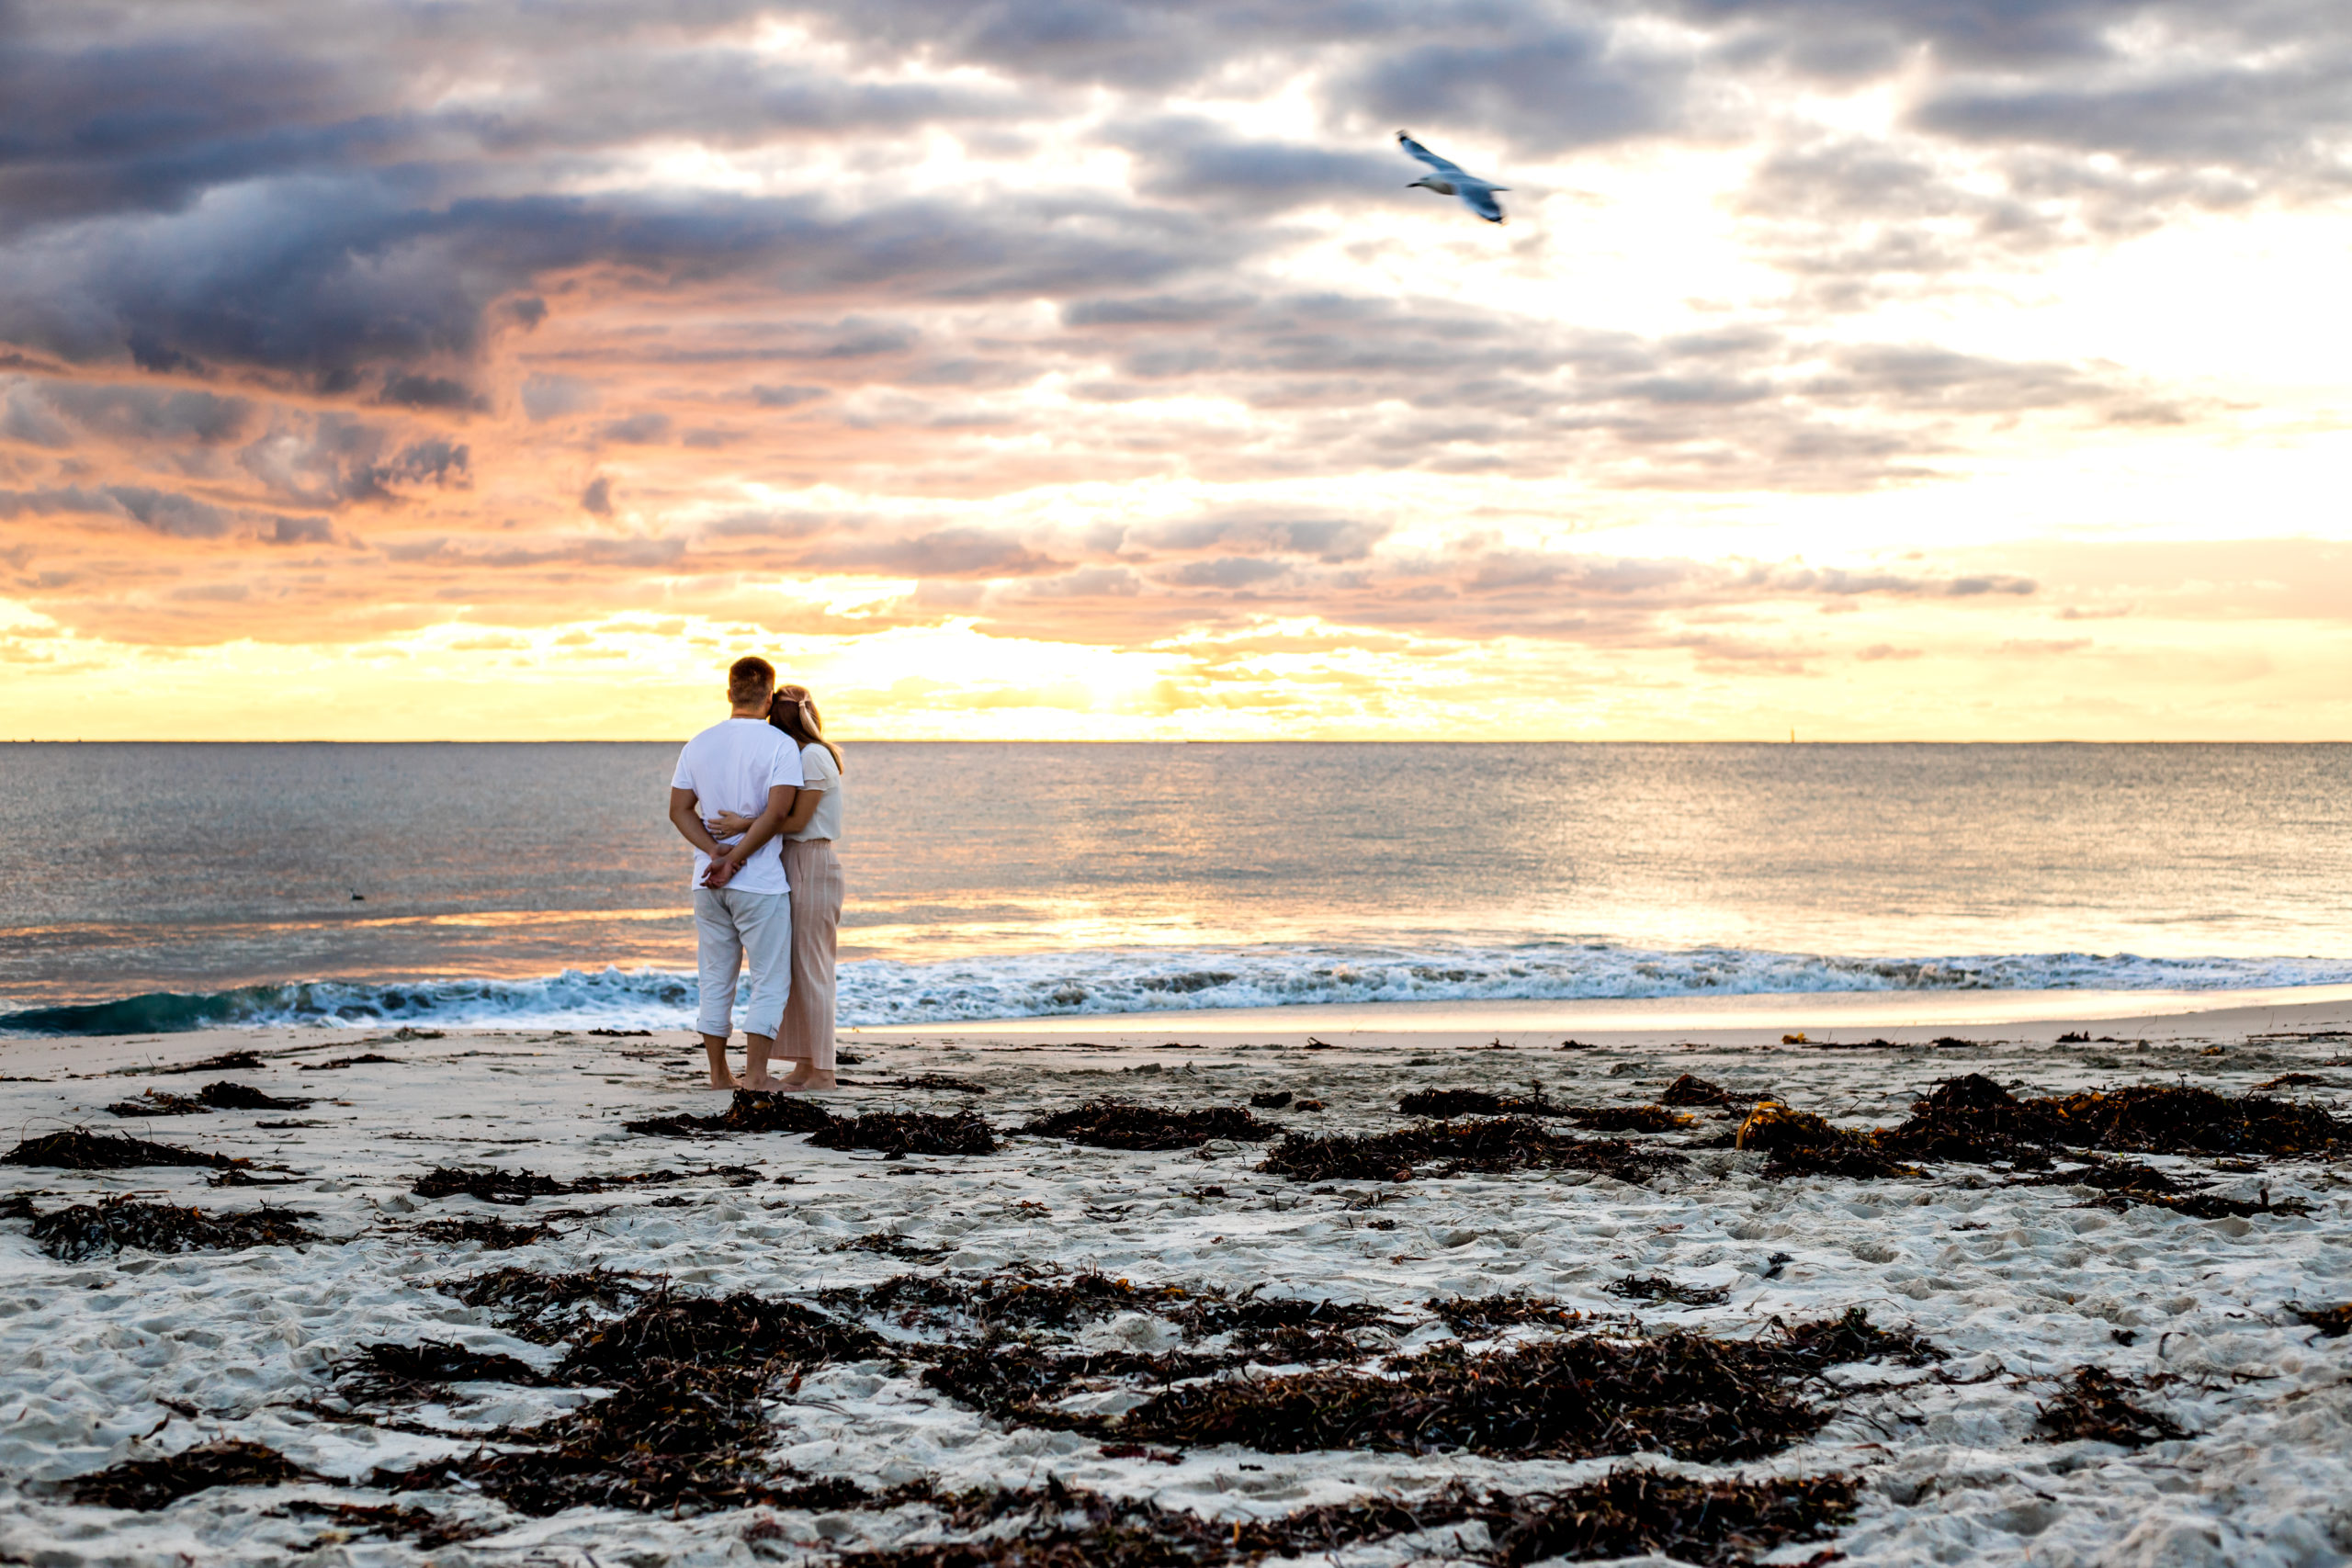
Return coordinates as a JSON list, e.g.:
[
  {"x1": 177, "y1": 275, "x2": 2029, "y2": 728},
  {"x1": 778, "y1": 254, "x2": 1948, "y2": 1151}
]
[
  {"x1": 892, "y1": 1073, "x2": 989, "y2": 1094},
  {"x1": 334, "y1": 1340, "x2": 548, "y2": 1402},
  {"x1": 413, "y1": 1166, "x2": 575, "y2": 1203},
  {"x1": 1768, "y1": 1306, "x2": 1944, "y2": 1371},
  {"x1": 2007, "y1": 1157, "x2": 2194, "y2": 1194},
  {"x1": 194, "y1": 1080, "x2": 316, "y2": 1111},
  {"x1": 1396, "y1": 1087, "x2": 1559, "y2": 1118},
  {"x1": 64, "y1": 1440, "x2": 313, "y2": 1509},
  {"x1": 2030, "y1": 1085, "x2": 2350, "y2": 1156},
  {"x1": 414, "y1": 1215, "x2": 554, "y2": 1249},
  {"x1": 820, "y1": 1269, "x2": 1186, "y2": 1336},
  {"x1": 4, "y1": 1127, "x2": 243, "y2": 1169},
  {"x1": 2075, "y1": 1187, "x2": 2312, "y2": 1220},
  {"x1": 1249, "y1": 1089, "x2": 1293, "y2": 1109},
  {"x1": 2290, "y1": 1303, "x2": 2352, "y2": 1337},
  {"x1": 103, "y1": 1089, "x2": 210, "y2": 1117},
  {"x1": 1562, "y1": 1105, "x2": 1695, "y2": 1134},
  {"x1": 441, "y1": 1265, "x2": 656, "y2": 1343},
  {"x1": 809, "y1": 1107, "x2": 998, "y2": 1156},
  {"x1": 1017, "y1": 1099, "x2": 1277, "y2": 1150},
  {"x1": 1116, "y1": 1328, "x2": 1837, "y2": 1461},
  {"x1": 833, "y1": 1471, "x2": 1857, "y2": 1568},
  {"x1": 556, "y1": 1287, "x2": 889, "y2": 1381},
  {"x1": 276, "y1": 1500, "x2": 491, "y2": 1550},
  {"x1": 1427, "y1": 1292, "x2": 1590, "y2": 1335},
  {"x1": 1258, "y1": 1117, "x2": 1687, "y2": 1184},
  {"x1": 1607, "y1": 1274, "x2": 1732, "y2": 1306},
  {"x1": 1873, "y1": 1075, "x2": 2067, "y2": 1167},
  {"x1": 149, "y1": 1049, "x2": 267, "y2": 1076},
  {"x1": 29, "y1": 1198, "x2": 322, "y2": 1261},
  {"x1": 625, "y1": 1089, "x2": 836, "y2": 1138},
  {"x1": 296, "y1": 1053, "x2": 402, "y2": 1072},
  {"x1": 2034, "y1": 1366, "x2": 2189, "y2": 1448},
  {"x1": 923, "y1": 1341, "x2": 1240, "y2": 1427},
  {"x1": 1735, "y1": 1102, "x2": 1919, "y2": 1181},
  {"x1": 1660, "y1": 1074, "x2": 1764, "y2": 1108}
]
